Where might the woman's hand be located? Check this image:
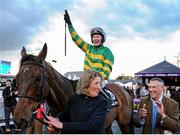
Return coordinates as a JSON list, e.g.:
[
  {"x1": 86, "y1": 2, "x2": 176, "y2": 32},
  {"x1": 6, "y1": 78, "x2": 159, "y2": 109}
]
[{"x1": 46, "y1": 116, "x2": 63, "y2": 129}]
